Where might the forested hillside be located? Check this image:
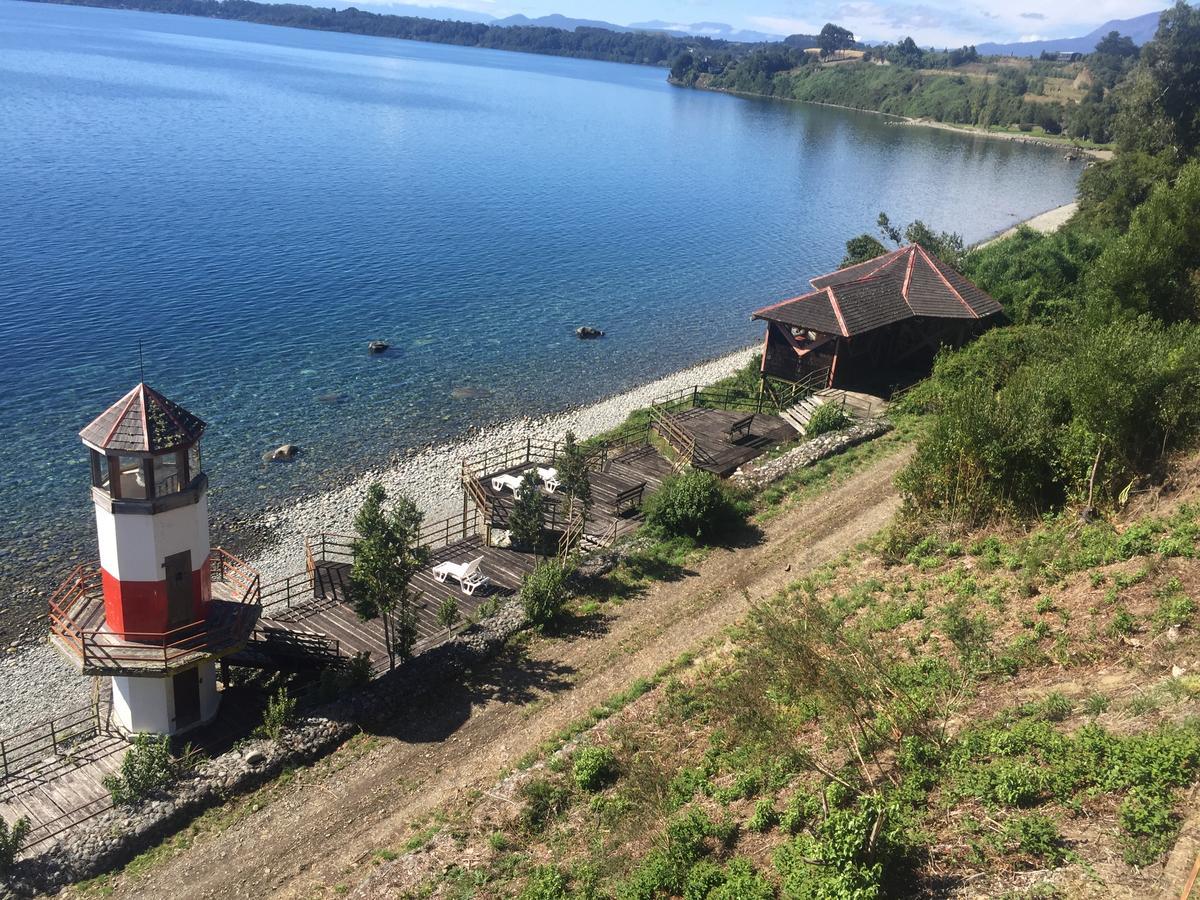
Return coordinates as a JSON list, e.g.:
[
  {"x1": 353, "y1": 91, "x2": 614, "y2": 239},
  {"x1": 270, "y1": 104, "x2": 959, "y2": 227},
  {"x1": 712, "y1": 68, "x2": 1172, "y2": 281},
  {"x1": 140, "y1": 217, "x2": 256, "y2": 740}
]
[
  {"x1": 670, "y1": 29, "x2": 1142, "y2": 143},
  {"x1": 28, "y1": 0, "x2": 753, "y2": 66}
]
